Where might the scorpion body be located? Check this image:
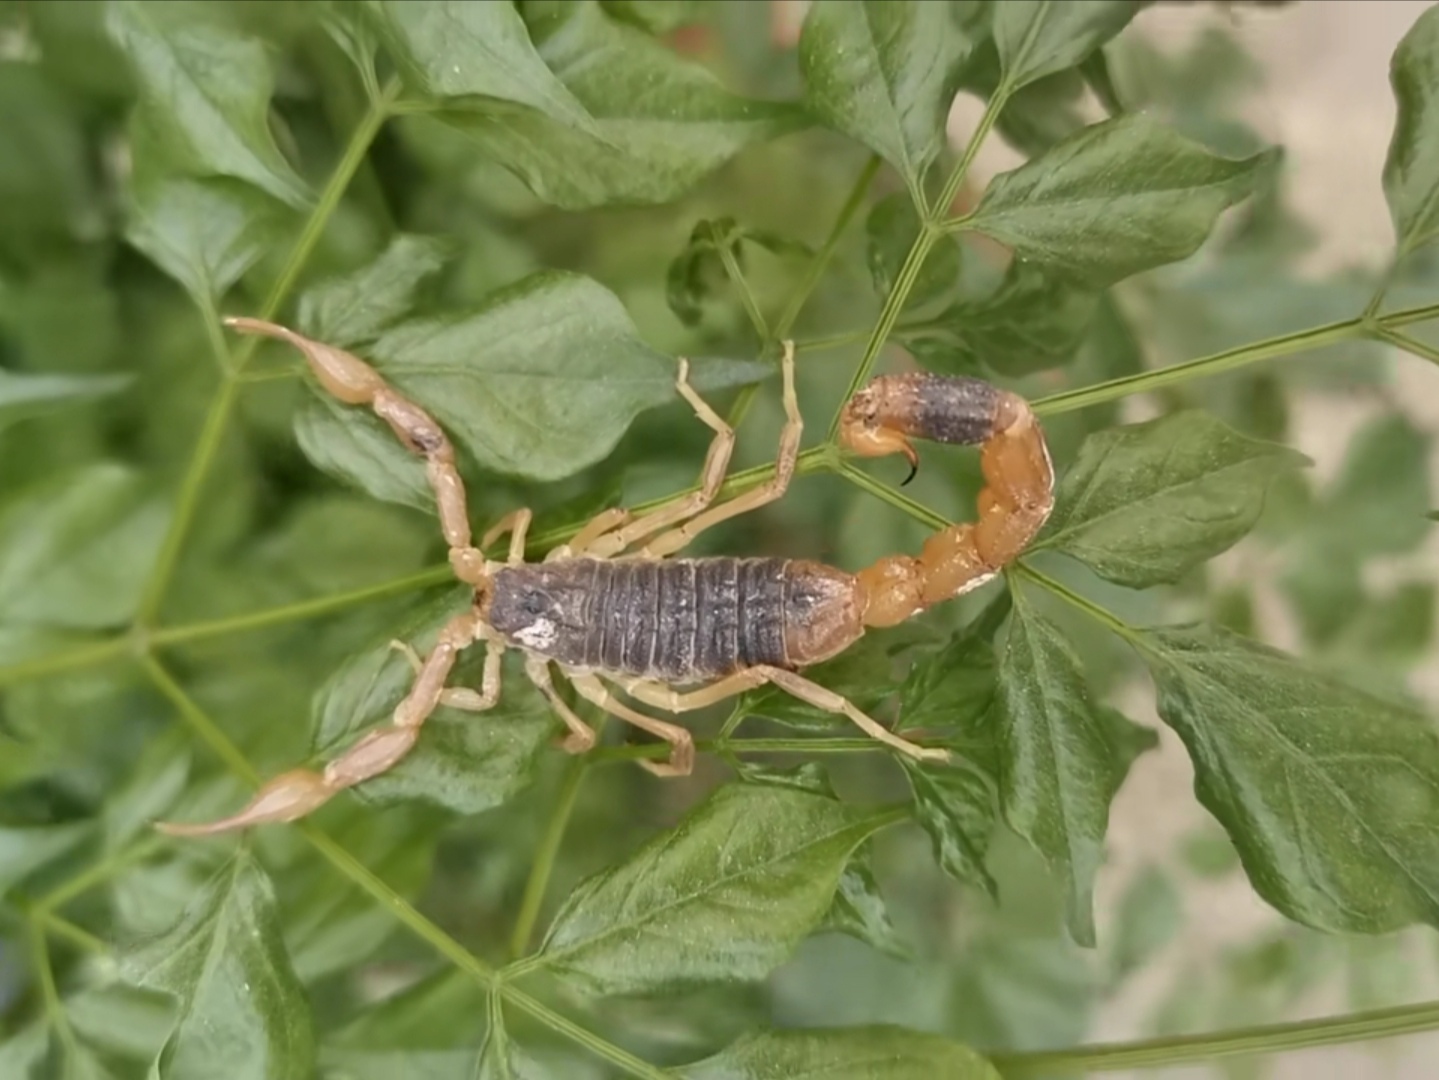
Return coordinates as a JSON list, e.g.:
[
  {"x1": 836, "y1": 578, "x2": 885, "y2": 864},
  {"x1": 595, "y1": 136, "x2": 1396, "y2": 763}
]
[{"x1": 159, "y1": 318, "x2": 1054, "y2": 837}]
